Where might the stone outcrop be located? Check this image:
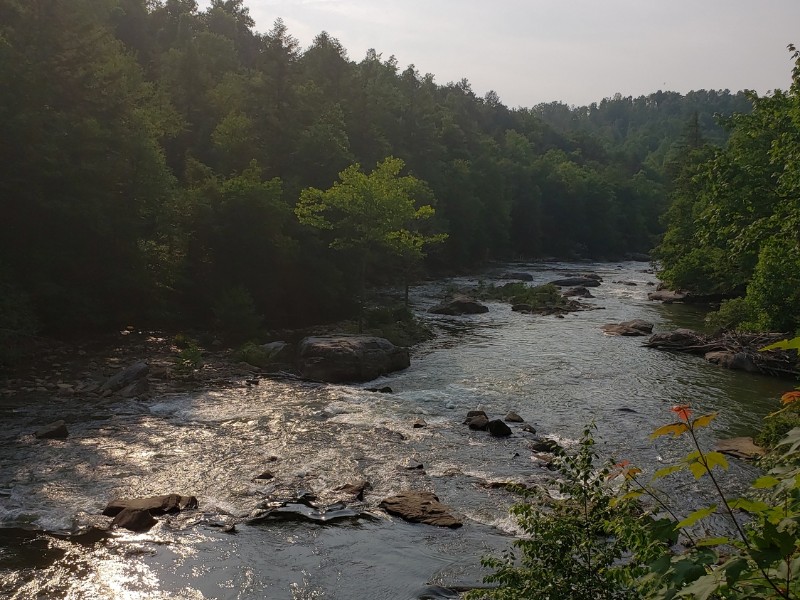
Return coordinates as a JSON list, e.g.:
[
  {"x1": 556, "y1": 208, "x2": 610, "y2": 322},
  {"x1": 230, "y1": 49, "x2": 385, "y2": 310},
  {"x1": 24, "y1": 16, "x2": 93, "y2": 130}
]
[
  {"x1": 487, "y1": 419, "x2": 512, "y2": 437},
  {"x1": 704, "y1": 351, "x2": 759, "y2": 373},
  {"x1": 429, "y1": 296, "x2": 489, "y2": 315},
  {"x1": 380, "y1": 491, "x2": 462, "y2": 528},
  {"x1": 297, "y1": 336, "x2": 410, "y2": 383},
  {"x1": 563, "y1": 286, "x2": 594, "y2": 298},
  {"x1": 112, "y1": 508, "x2": 157, "y2": 532}
]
